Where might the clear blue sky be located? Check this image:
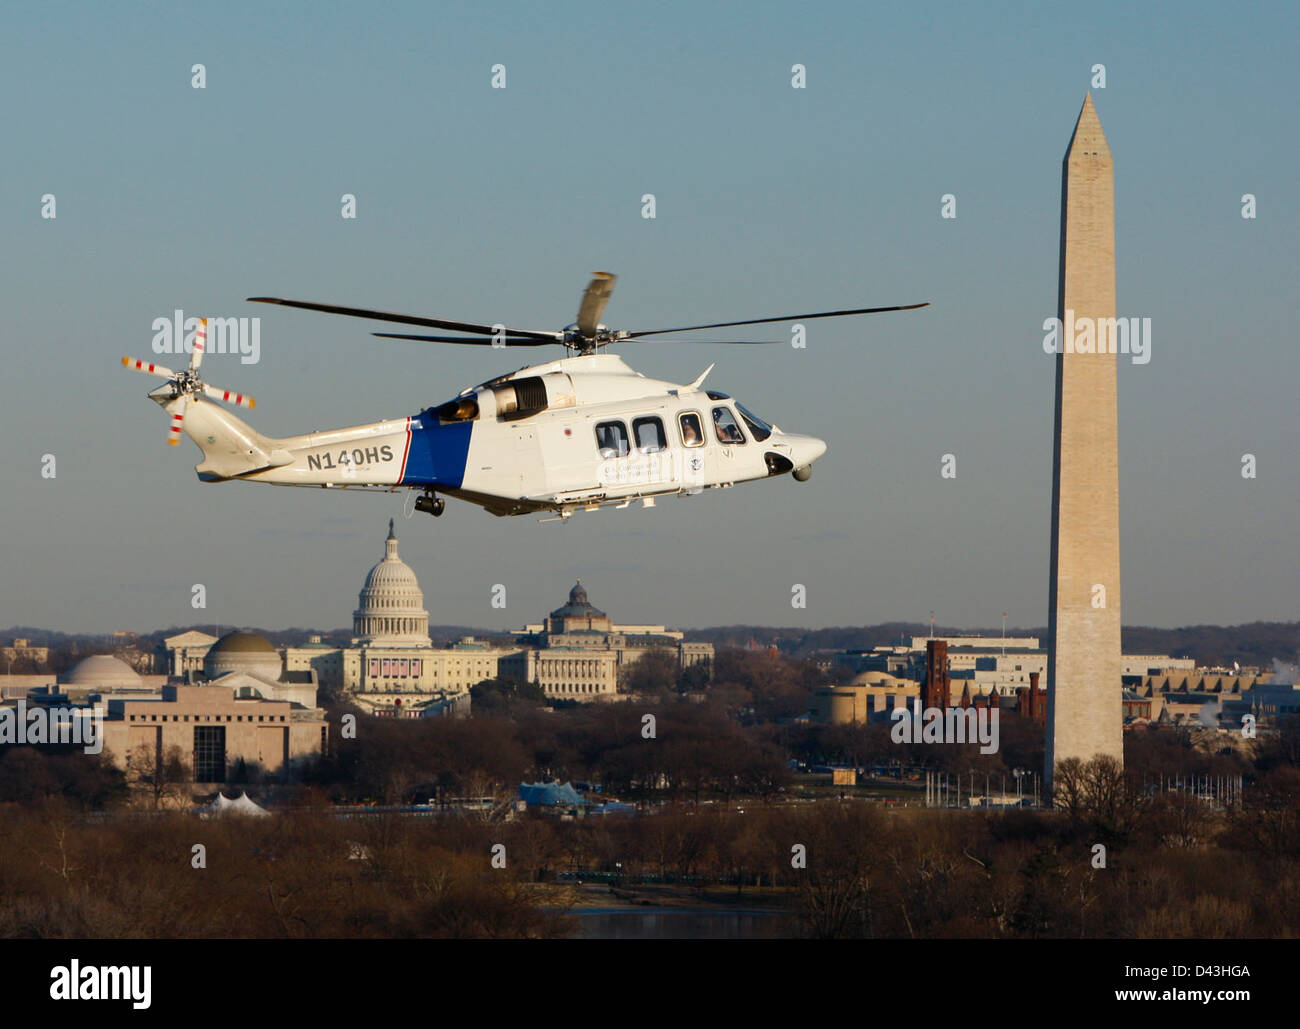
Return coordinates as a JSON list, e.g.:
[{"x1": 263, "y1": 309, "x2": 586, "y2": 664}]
[{"x1": 1, "y1": 0, "x2": 1296, "y2": 634}]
